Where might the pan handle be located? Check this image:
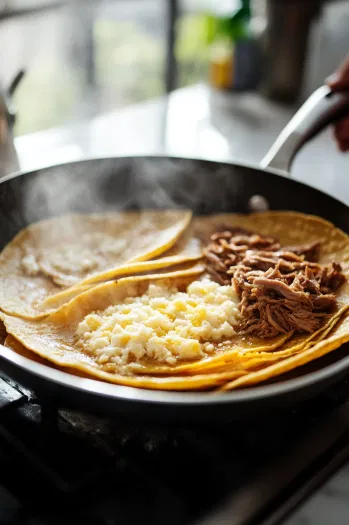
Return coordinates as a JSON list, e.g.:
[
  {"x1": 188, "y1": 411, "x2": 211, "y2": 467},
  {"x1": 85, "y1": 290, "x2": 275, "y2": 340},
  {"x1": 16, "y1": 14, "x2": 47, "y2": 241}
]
[{"x1": 260, "y1": 85, "x2": 349, "y2": 175}]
